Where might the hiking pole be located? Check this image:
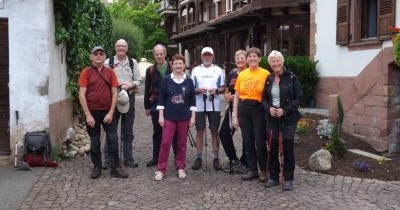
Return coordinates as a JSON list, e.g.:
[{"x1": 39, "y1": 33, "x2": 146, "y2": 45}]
[
  {"x1": 278, "y1": 118, "x2": 285, "y2": 192},
  {"x1": 188, "y1": 129, "x2": 196, "y2": 147},
  {"x1": 266, "y1": 126, "x2": 273, "y2": 183},
  {"x1": 14, "y1": 111, "x2": 19, "y2": 168},
  {"x1": 203, "y1": 93, "x2": 208, "y2": 172},
  {"x1": 120, "y1": 113, "x2": 124, "y2": 166}
]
